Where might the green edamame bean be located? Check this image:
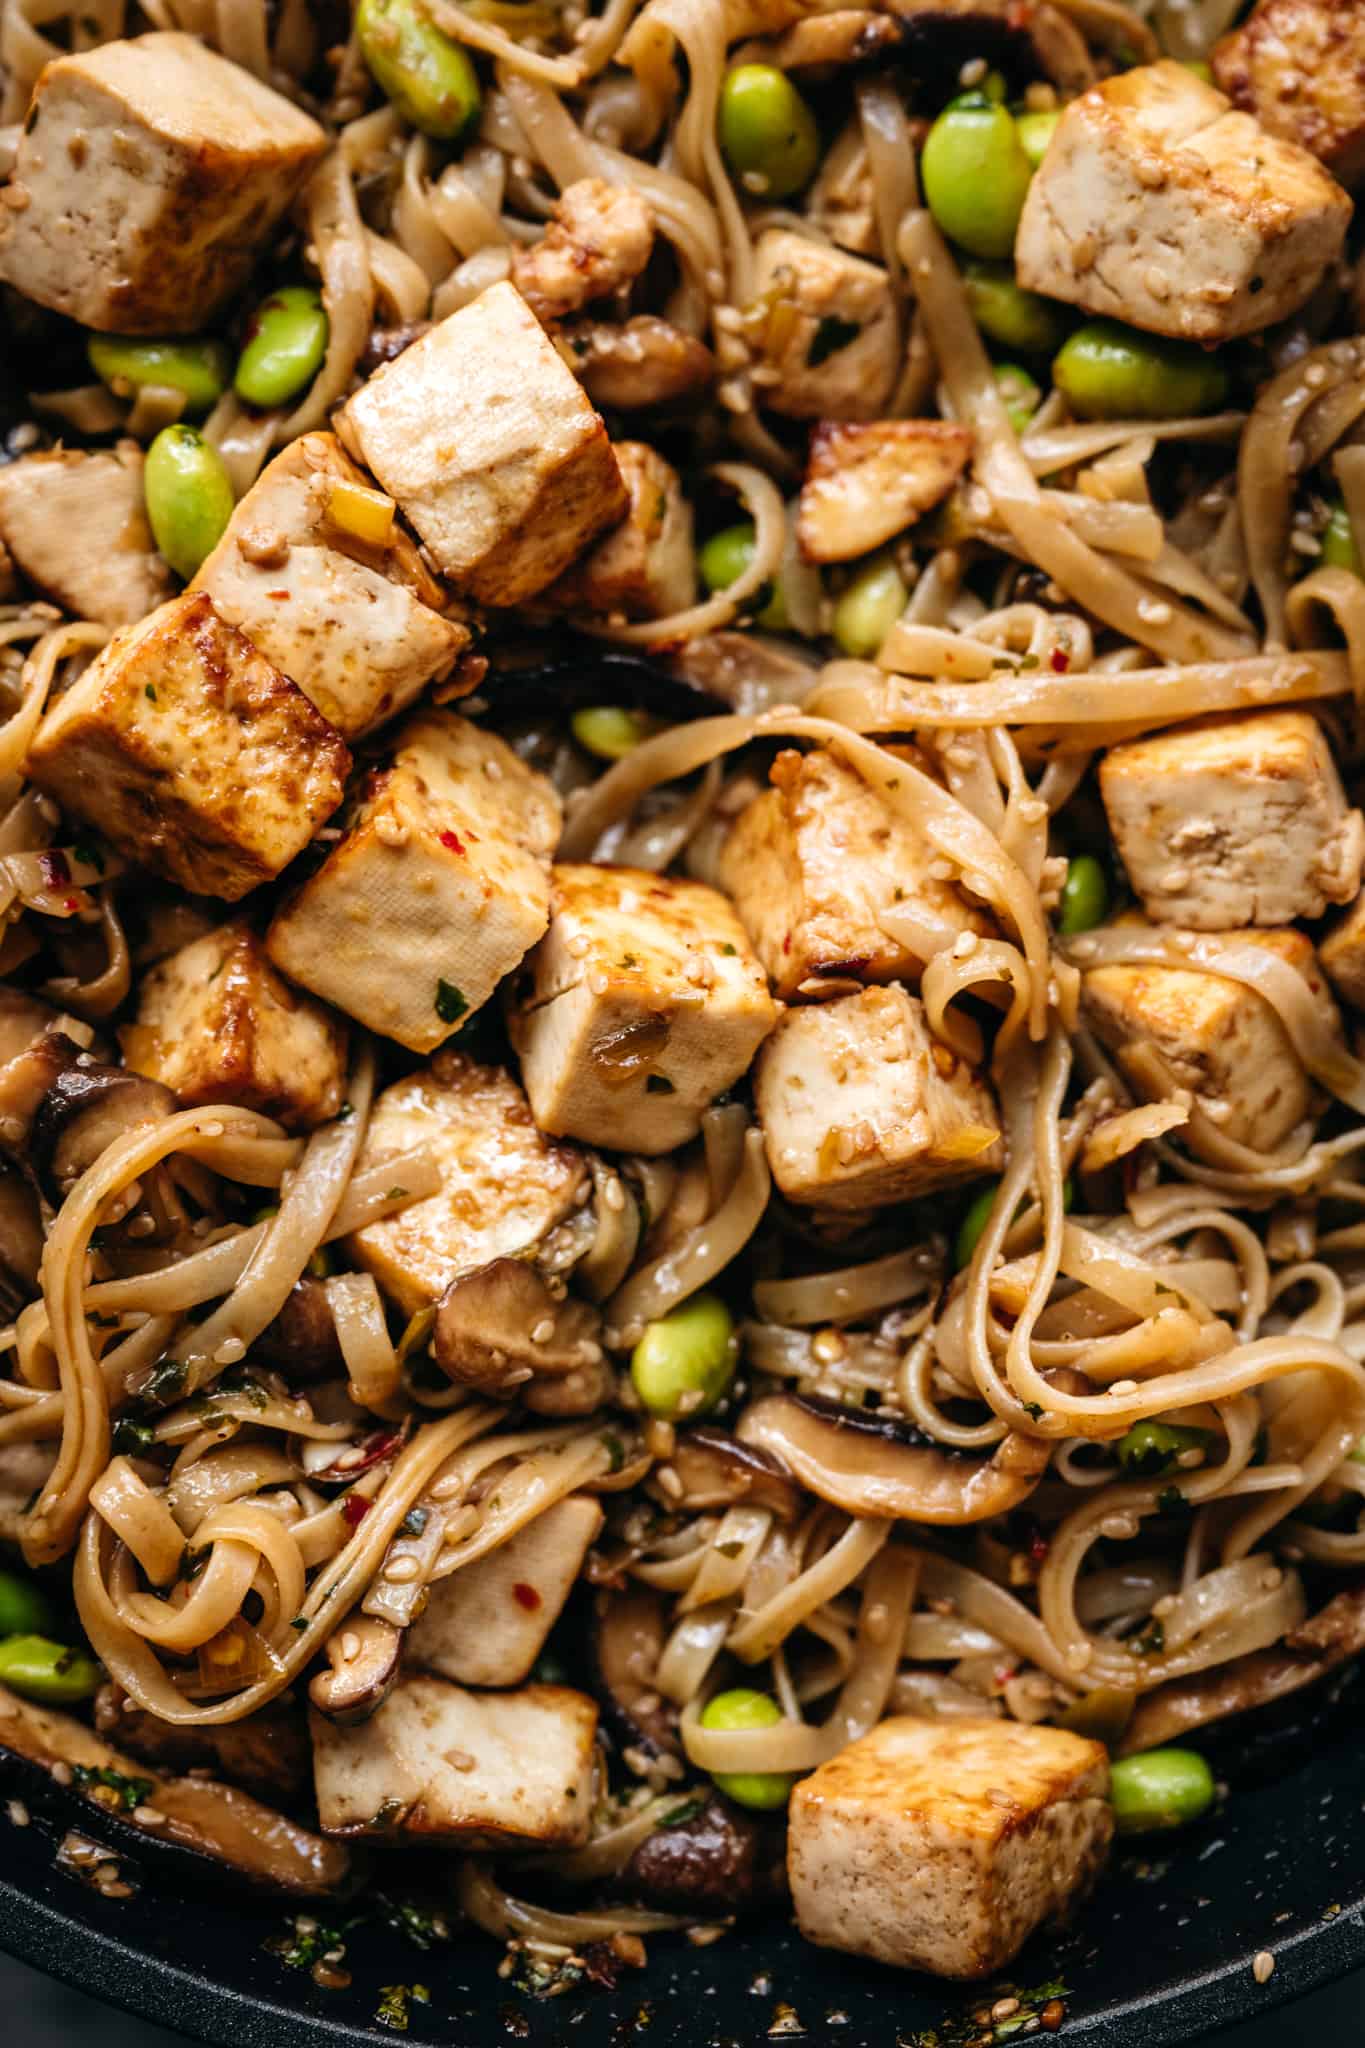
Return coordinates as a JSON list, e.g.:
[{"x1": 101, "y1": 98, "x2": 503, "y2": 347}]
[
  {"x1": 831, "y1": 555, "x2": 906, "y2": 660},
  {"x1": 962, "y1": 261, "x2": 1072, "y2": 356},
  {"x1": 0, "y1": 1566, "x2": 56, "y2": 1638},
  {"x1": 143, "y1": 424, "x2": 236, "y2": 582},
  {"x1": 1015, "y1": 107, "x2": 1060, "y2": 167},
  {"x1": 0, "y1": 1634, "x2": 101, "y2": 1704},
  {"x1": 718, "y1": 64, "x2": 820, "y2": 201},
  {"x1": 700, "y1": 1687, "x2": 796, "y2": 1810},
  {"x1": 1058, "y1": 852, "x2": 1110, "y2": 934},
  {"x1": 630, "y1": 1291, "x2": 737, "y2": 1420},
  {"x1": 87, "y1": 335, "x2": 229, "y2": 415},
  {"x1": 1116, "y1": 1420, "x2": 1211, "y2": 1477},
  {"x1": 955, "y1": 1173, "x2": 1075, "y2": 1270},
  {"x1": 234, "y1": 285, "x2": 329, "y2": 409},
  {"x1": 1053, "y1": 320, "x2": 1229, "y2": 421},
  {"x1": 1320, "y1": 501, "x2": 1362, "y2": 577},
  {"x1": 699, "y1": 521, "x2": 787, "y2": 630},
  {"x1": 921, "y1": 94, "x2": 1034, "y2": 260},
  {"x1": 995, "y1": 361, "x2": 1041, "y2": 436},
  {"x1": 571, "y1": 706, "x2": 652, "y2": 760},
  {"x1": 356, "y1": 0, "x2": 481, "y2": 141},
  {"x1": 1109, "y1": 1747, "x2": 1215, "y2": 1835}
]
